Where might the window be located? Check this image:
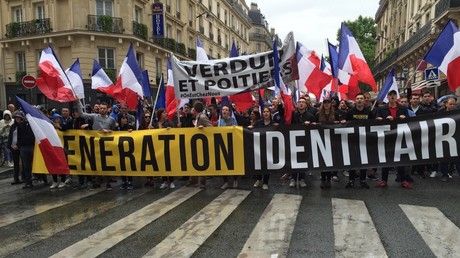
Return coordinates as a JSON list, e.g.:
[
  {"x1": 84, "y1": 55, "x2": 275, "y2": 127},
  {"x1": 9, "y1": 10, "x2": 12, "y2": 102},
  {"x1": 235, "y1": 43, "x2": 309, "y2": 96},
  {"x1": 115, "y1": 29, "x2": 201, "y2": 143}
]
[
  {"x1": 176, "y1": 0, "x2": 180, "y2": 13},
  {"x1": 217, "y1": 3, "x2": 220, "y2": 19},
  {"x1": 136, "y1": 52, "x2": 144, "y2": 69},
  {"x1": 134, "y1": 6, "x2": 142, "y2": 23},
  {"x1": 96, "y1": 0, "x2": 113, "y2": 16},
  {"x1": 13, "y1": 6, "x2": 22, "y2": 22},
  {"x1": 166, "y1": 24, "x2": 172, "y2": 38},
  {"x1": 176, "y1": 29, "x2": 182, "y2": 43},
  {"x1": 35, "y1": 2, "x2": 45, "y2": 19},
  {"x1": 256, "y1": 43, "x2": 261, "y2": 52},
  {"x1": 17, "y1": 52, "x2": 26, "y2": 72},
  {"x1": 155, "y1": 58, "x2": 162, "y2": 79},
  {"x1": 98, "y1": 48, "x2": 115, "y2": 68}
]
